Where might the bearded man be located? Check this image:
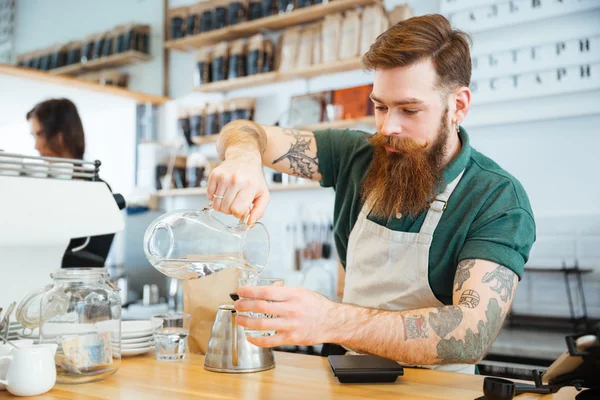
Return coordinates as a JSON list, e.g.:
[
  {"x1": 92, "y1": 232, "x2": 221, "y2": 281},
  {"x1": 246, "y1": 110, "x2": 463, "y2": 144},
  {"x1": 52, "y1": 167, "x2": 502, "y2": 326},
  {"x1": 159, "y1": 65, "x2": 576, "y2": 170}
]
[{"x1": 207, "y1": 14, "x2": 536, "y2": 374}]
